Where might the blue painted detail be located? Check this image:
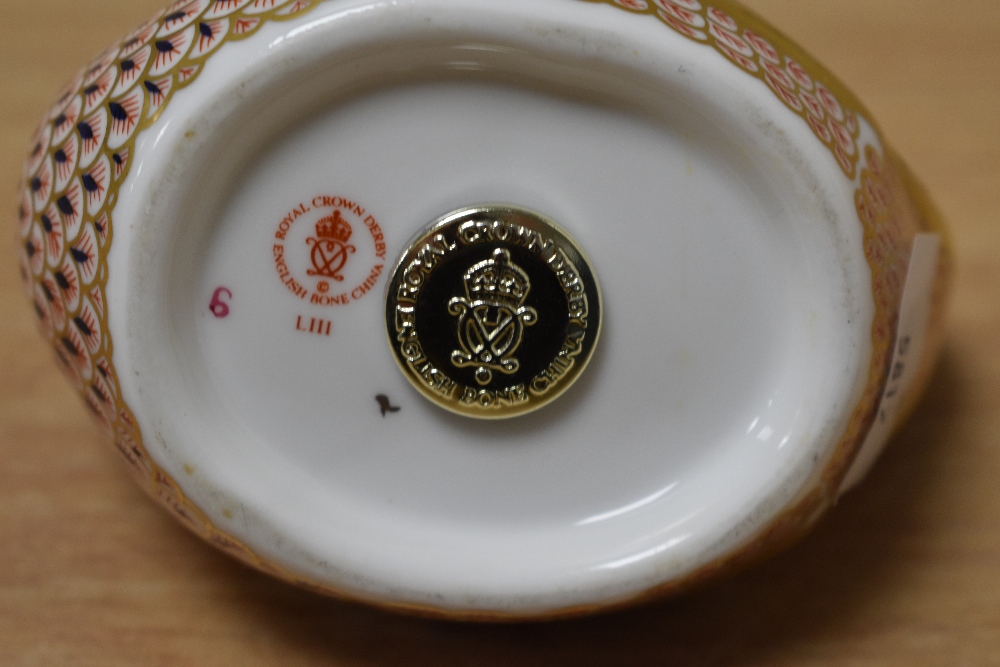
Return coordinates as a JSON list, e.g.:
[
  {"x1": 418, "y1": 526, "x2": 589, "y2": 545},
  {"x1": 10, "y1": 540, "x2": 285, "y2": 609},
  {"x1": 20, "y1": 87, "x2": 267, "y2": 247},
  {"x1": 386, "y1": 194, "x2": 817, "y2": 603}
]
[
  {"x1": 57, "y1": 196, "x2": 74, "y2": 216},
  {"x1": 61, "y1": 337, "x2": 79, "y2": 356},
  {"x1": 109, "y1": 102, "x2": 128, "y2": 123},
  {"x1": 74, "y1": 316, "x2": 93, "y2": 337}
]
